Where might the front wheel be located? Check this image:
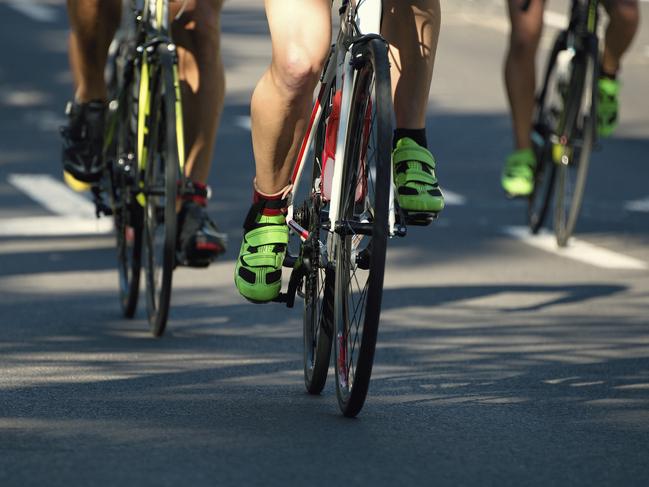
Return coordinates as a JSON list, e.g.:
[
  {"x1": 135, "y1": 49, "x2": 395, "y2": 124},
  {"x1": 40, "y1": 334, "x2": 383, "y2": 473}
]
[
  {"x1": 528, "y1": 30, "x2": 566, "y2": 234},
  {"x1": 554, "y1": 35, "x2": 598, "y2": 246},
  {"x1": 331, "y1": 39, "x2": 392, "y2": 417},
  {"x1": 142, "y1": 48, "x2": 183, "y2": 337}
]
